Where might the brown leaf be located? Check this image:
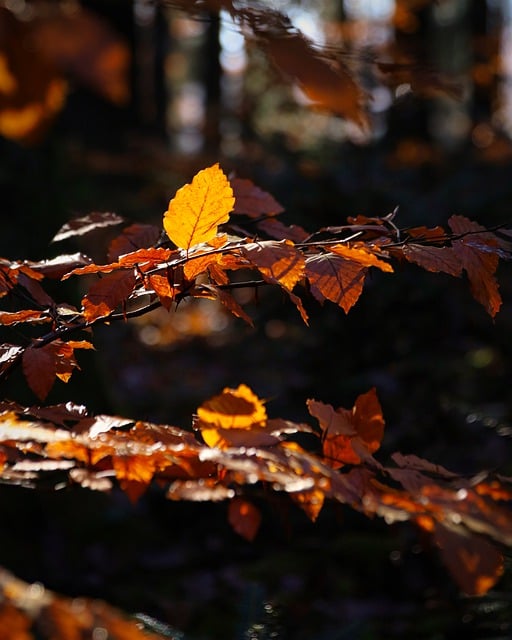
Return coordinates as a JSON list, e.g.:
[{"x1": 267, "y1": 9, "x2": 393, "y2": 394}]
[
  {"x1": 307, "y1": 388, "x2": 385, "y2": 467},
  {"x1": 448, "y1": 215, "x2": 502, "y2": 317},
  {"x1": 228, "y1": 497, "x2": 261, "y2": 541},
  {"x1": 82, "y1": 270, "x2": 137, "y2": 322},
  {"x1": 306, "y1": 253, "x2": 367, "y2": 313},
  {"x1": 291, "y1": 489, "x2": 325, "y2": 522},
  {"x1": 241, "y1": 240, "x2": 305, "y2": 291},
  {"x1": 433, "y1": 522, "x2": 504, "y2": 596},
  {"x1": 214, "y1": 288, "x2": 254, "y2": 326},
  {"x1": 231, "y1": 177, "x2": 284, "y2": 217},
  {"x1": 401, "y1": 244, "x2": 463, "y2": 277},
  {"x1": 22, "y1": 346, "x2": 57, "y2": 401},
  {"x1": 256, "y1": 218, "x2": 310, "y2": 242},
  {"x1": 27, "y1": 253, "x2": 92, "y2": 279},
  {"x1": 108, "y1": 223, "x2": 161, "y2": 261},
  {"x1": 52, "y1": 212, "x2": 124, "y2": 243},
  {"x1": 167, "y1": 479, "x2": 234, "y2": 502}
]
